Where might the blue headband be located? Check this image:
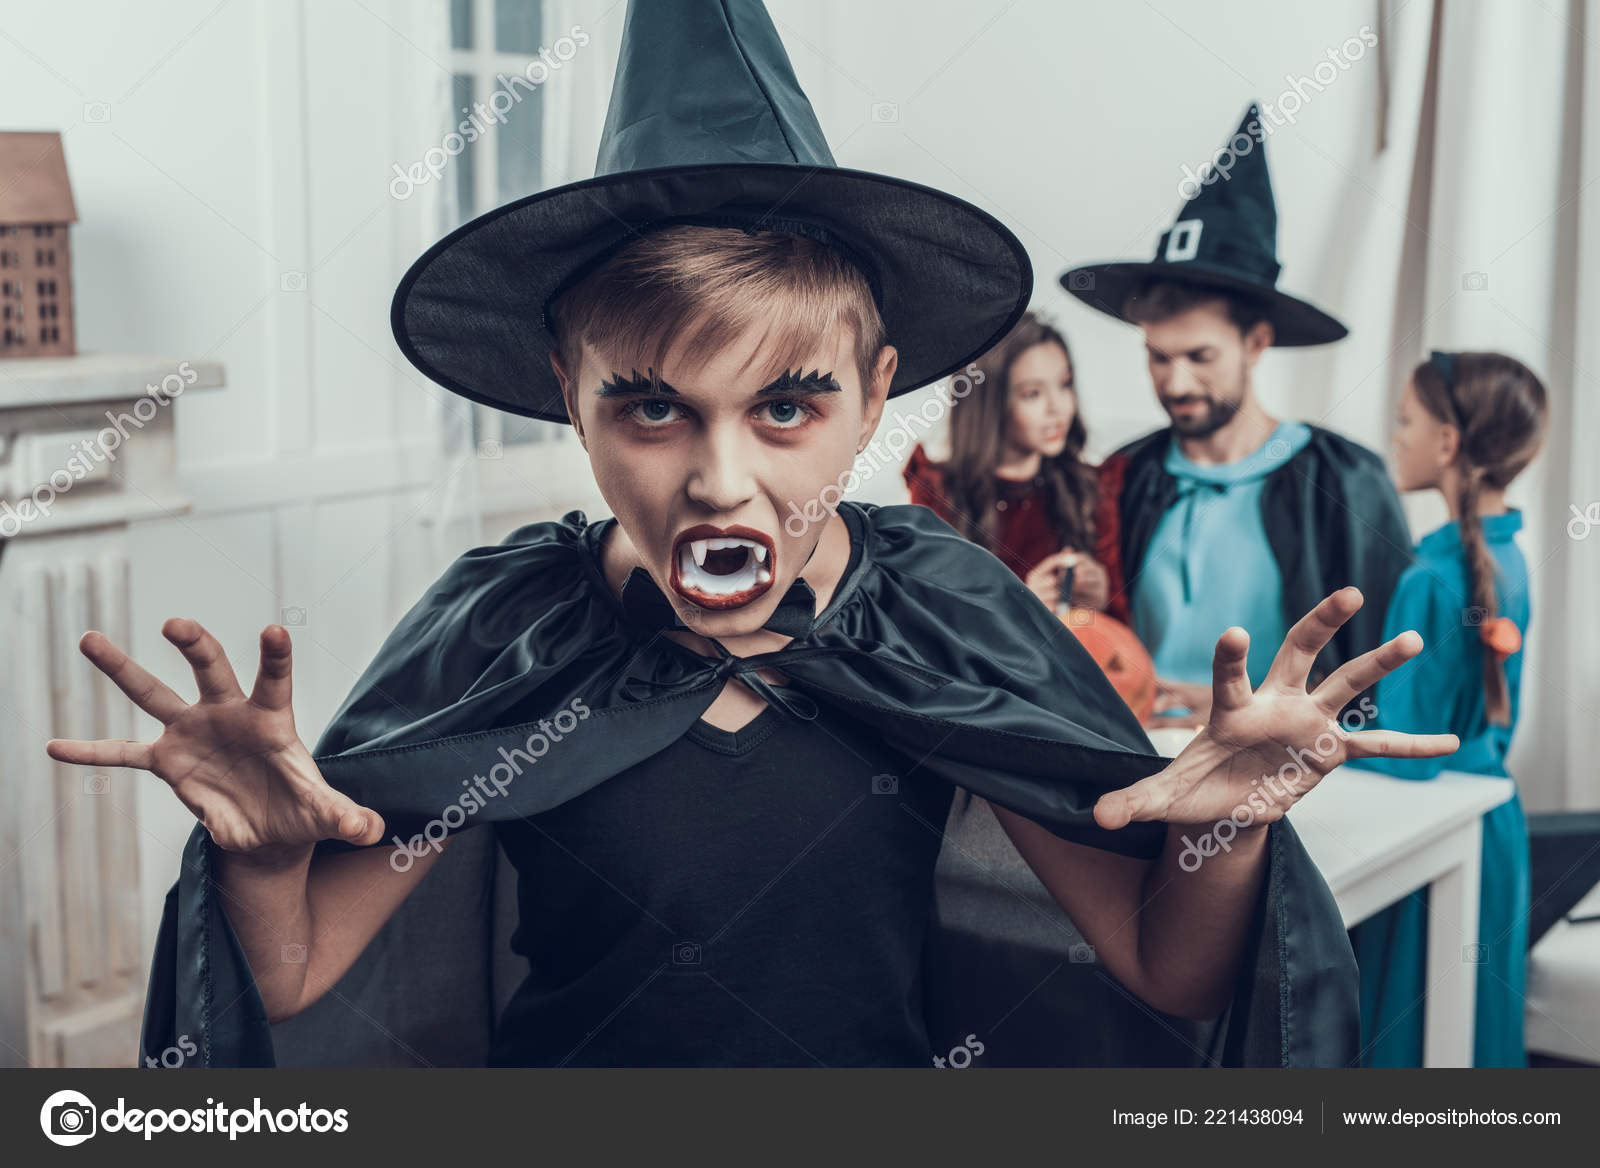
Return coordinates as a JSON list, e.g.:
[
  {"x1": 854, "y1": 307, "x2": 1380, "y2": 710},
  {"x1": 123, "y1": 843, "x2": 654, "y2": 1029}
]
[
  {"x1": 1429, "y1": 349, "x2": 1458, "y2": 392},
  {"x1": 1427, "y1": 349, "x2": 1465, "y2": 420}
]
